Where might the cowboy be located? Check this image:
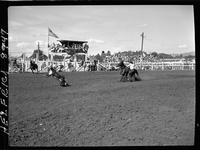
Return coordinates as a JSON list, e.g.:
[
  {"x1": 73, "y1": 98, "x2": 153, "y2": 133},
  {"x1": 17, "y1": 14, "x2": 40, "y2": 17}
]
[
  {"x1": 127, "y1": 61, "x2": 140, "y2": 81},
  {"x1": 127, "y1": 61, "x2": 135, "y2": 70}
]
